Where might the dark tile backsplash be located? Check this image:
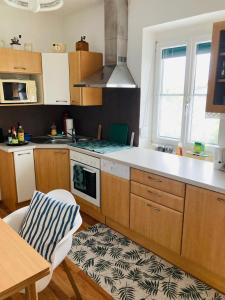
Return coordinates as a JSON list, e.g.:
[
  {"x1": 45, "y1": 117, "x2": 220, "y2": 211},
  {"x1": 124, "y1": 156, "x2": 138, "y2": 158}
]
[{"x1": 0, "y1": 88, "x2": 140, "y2": 146}]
